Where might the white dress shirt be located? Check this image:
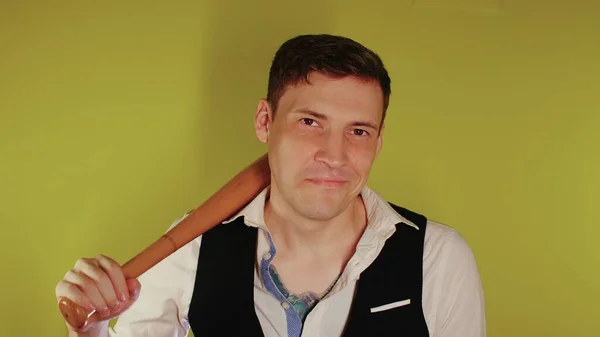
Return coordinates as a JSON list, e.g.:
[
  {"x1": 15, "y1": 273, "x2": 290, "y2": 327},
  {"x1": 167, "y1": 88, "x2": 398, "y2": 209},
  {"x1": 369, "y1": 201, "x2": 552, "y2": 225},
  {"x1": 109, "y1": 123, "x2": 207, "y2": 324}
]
[{"x1": 109, "y1": 185, "x2": 486, "y2": 336}]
